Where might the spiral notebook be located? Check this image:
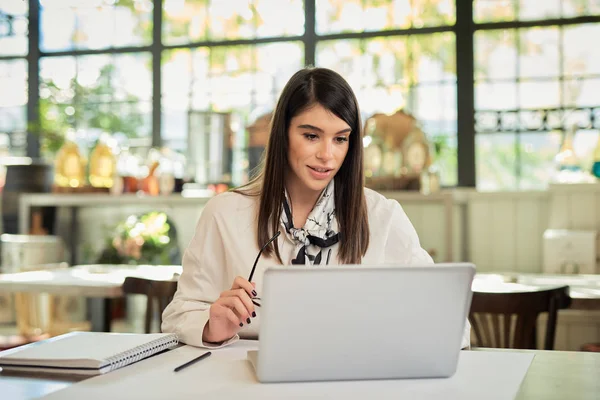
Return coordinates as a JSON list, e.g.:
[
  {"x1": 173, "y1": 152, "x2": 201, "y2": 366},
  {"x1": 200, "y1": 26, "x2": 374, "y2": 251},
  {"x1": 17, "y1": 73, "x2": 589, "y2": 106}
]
[{"x1": 0, "y1": 331, "x2": 179, "y2": 376}]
